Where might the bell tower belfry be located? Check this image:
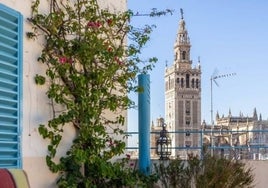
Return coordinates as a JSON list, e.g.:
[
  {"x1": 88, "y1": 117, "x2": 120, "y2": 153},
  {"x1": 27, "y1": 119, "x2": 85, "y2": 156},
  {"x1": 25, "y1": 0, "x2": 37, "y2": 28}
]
[
  {"x1": 165, "y1": 9, "x2": 201, "y2": 158},
  {"x1": 174, "y1": 9, "x2": 191, "y2": 69}
]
